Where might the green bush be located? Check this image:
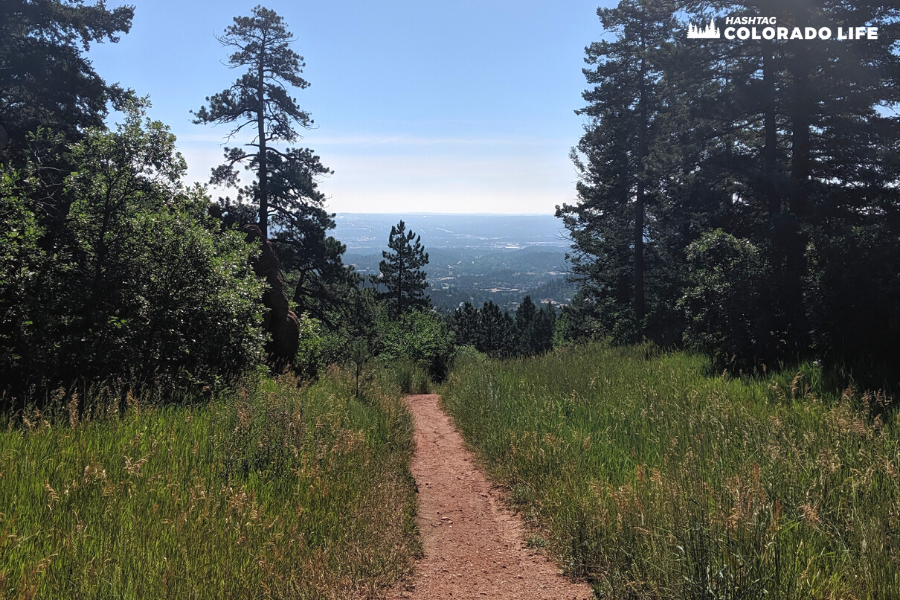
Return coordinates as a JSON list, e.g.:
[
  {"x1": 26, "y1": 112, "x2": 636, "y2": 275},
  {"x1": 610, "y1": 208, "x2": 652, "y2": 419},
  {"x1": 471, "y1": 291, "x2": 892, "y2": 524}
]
[
  {"x1": 0, "y1": 109, "x2": 267, "y2": 399},
  {"x1": 679, "y1": 229, "x2": 775, "y2": 372},
  {"x1": 379, "y1": 310, "x2": 456, "y2": 383},
  {"x1": 0, "y1": 171, "x2": 46, "y2": 385},
  {"x1": 292, "y1": 312, "x2": 326, "y2": 380}
]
